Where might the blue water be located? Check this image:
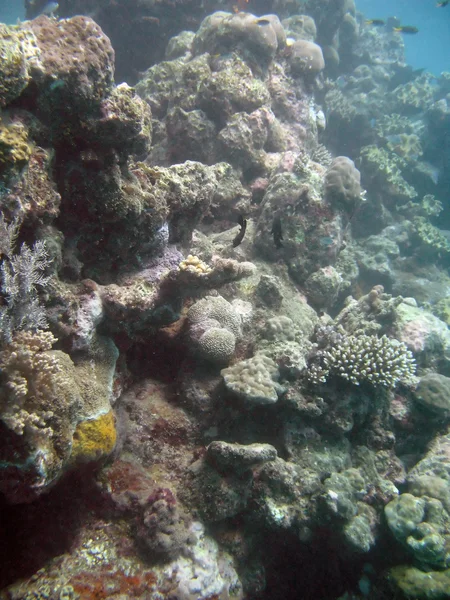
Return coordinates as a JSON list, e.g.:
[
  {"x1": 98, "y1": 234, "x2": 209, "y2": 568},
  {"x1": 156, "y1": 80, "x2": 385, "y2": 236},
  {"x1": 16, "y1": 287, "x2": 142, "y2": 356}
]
[
  {"x1": 0, "y1": 0, "x2": 24, "y2": 23},
  {"x1": 356, "y1": 0, "x2": 450, "y2": 75}
]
